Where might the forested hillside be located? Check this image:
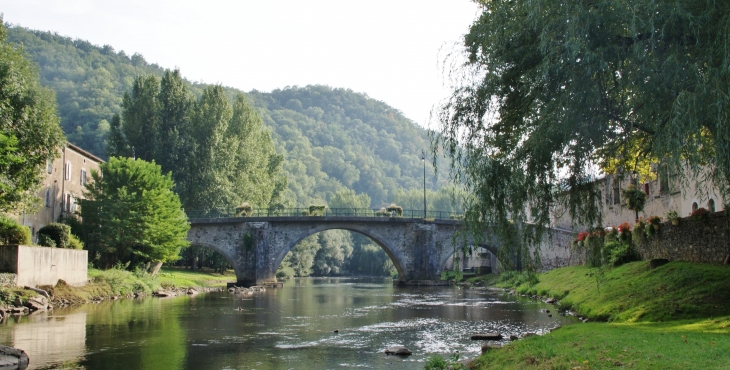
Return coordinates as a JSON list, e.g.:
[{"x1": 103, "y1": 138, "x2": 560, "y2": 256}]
[
  {"x1": 6, "y1": 24, "x2": 462, "y2": 277},
  {"x1": 6, "y1": 25, "x2": 450, "y2": 208}
]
